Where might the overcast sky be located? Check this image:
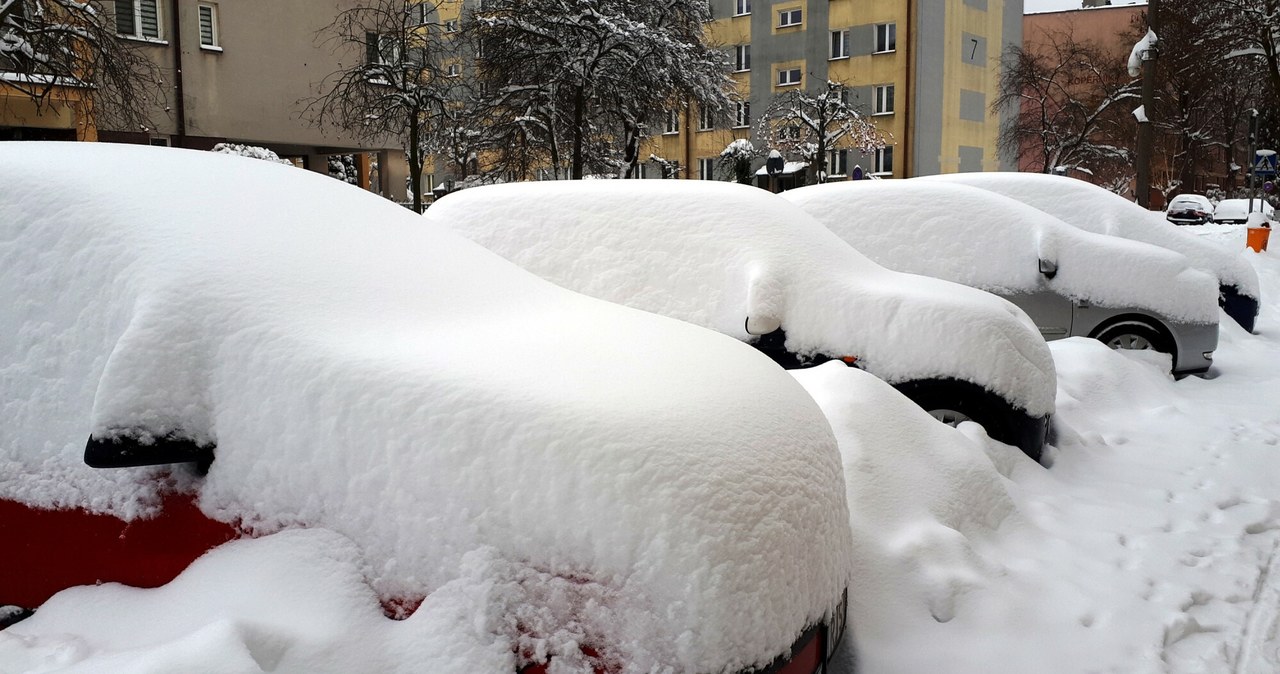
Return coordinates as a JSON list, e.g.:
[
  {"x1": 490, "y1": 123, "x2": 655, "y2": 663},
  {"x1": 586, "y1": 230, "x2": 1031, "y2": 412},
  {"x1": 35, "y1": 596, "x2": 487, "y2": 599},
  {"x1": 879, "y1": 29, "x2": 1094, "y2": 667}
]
[{"x1": 1024, "y1": 0, "x2": 1147, "y2": 14}]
